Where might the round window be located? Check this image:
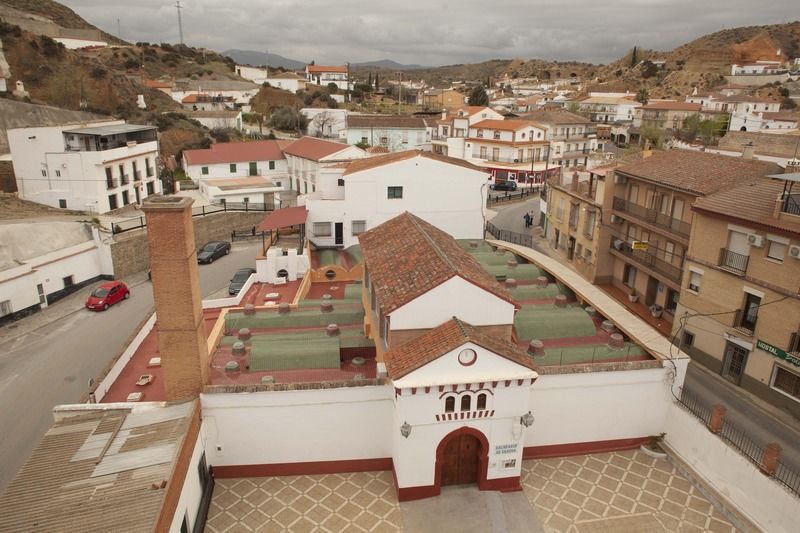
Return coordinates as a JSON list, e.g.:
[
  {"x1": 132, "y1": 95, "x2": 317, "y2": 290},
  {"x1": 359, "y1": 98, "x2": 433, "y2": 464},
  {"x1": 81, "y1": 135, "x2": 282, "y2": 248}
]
[{"x1": 458, "y1": 348, "x2": 477, "y2": 366}]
